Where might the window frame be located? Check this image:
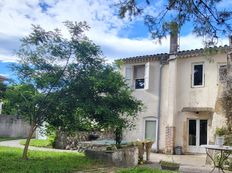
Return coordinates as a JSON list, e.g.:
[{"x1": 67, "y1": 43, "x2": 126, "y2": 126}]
[
  {"x1": 133, "y1": 64, "x2": 145, "y2": 90},
  {"x1": 217, "y1": 63, "x2": 227, "y2": 84},
  {"x1": 191, "y1": 62, "x2": 205, "y2": 88},
  {"x1": 143, "y1": 117, "x2": 158, "y2": 141}
]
